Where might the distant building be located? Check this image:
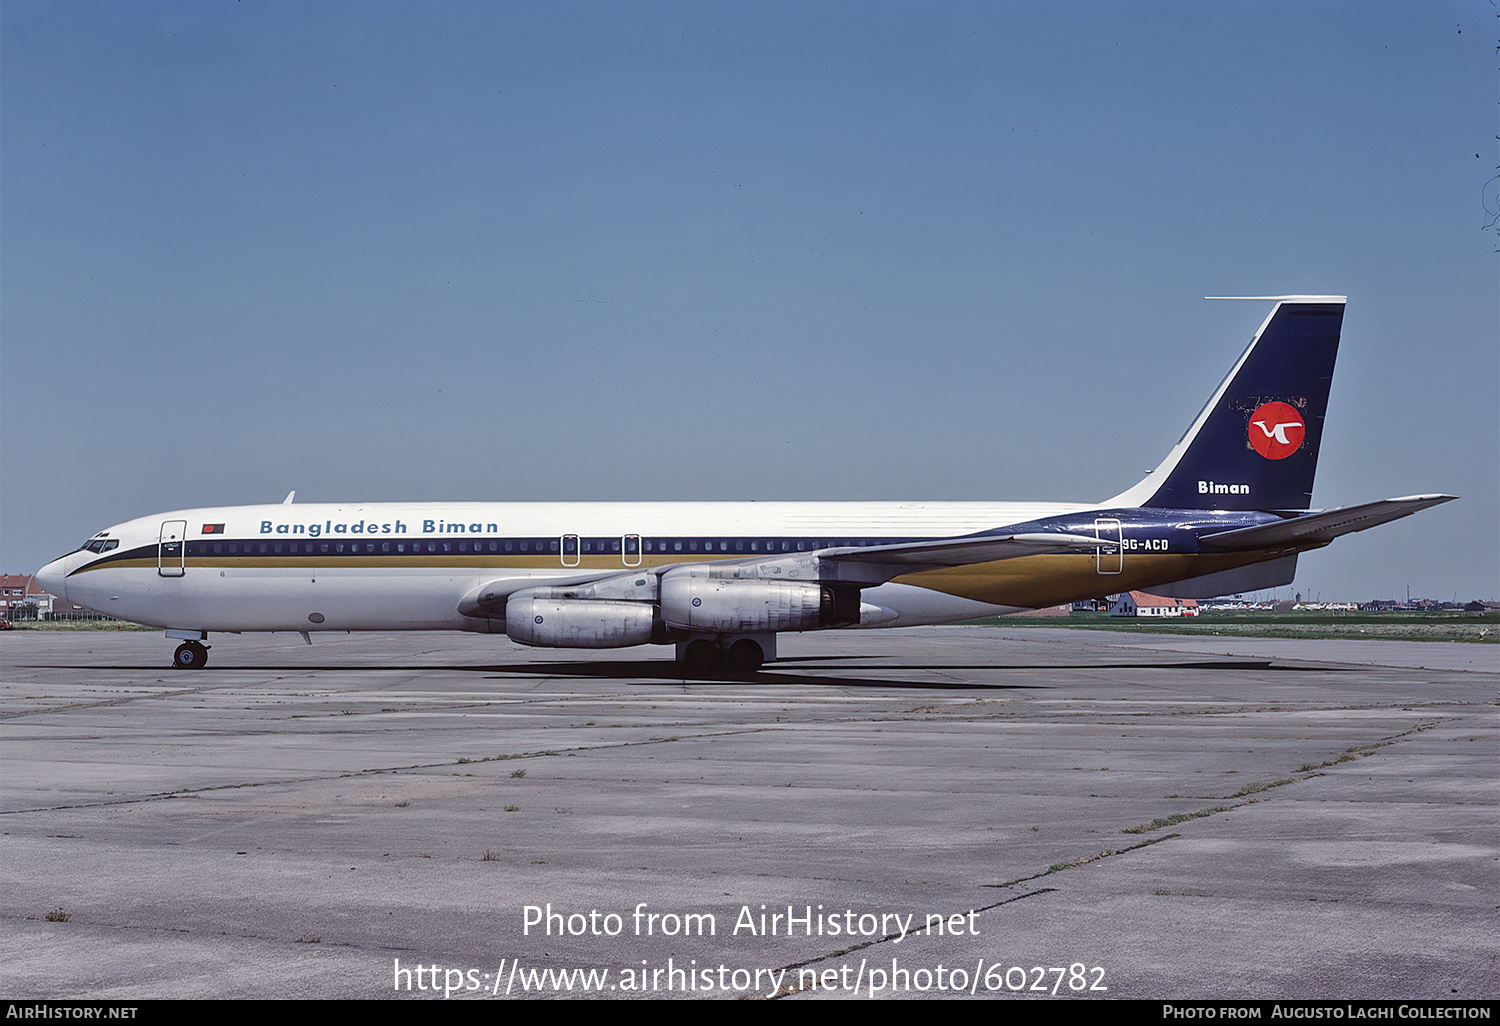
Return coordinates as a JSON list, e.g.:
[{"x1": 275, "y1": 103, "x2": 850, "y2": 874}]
[
  {"x1": 1110, "y1": 591, "x2": 1199, "y2": 618},
  {"x1": 0, "y1": 574, "x2": 54, "y2": 617}
]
